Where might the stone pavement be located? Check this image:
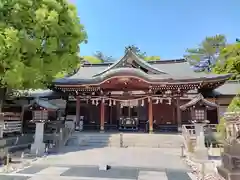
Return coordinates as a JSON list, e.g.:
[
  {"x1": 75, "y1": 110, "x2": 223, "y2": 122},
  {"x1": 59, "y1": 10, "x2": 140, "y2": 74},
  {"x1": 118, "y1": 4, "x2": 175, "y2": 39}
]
[
  {"x1": 0, "y1": 164, "x2": 196, "y2": 180},
  {"x1": 35, "y1": 146, "x2": 189, "y2": 170},
  {"x1": 0, "y1": 146, "x2": 198, "y2": 179}
]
